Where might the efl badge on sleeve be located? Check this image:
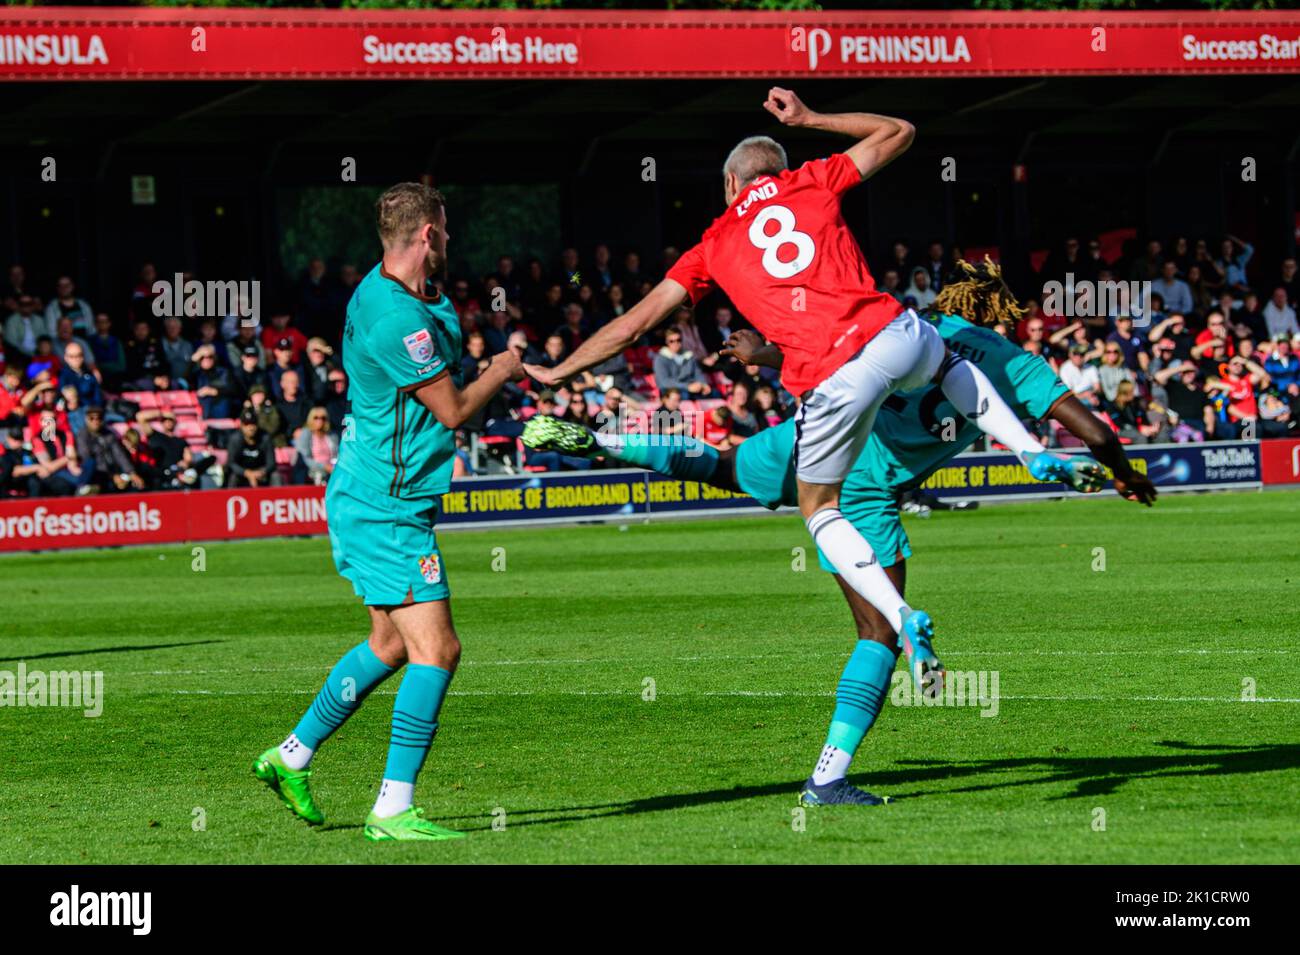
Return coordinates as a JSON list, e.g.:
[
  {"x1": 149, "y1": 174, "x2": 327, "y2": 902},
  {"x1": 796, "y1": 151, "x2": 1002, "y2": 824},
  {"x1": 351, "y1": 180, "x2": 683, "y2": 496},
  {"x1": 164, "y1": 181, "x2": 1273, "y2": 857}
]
[
  {"x1": 403, "y1": 329, "x2": 434, "y2": 364},
  {"x1": 419, "y1": 554, "x2": 442, "y2": 584}
]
